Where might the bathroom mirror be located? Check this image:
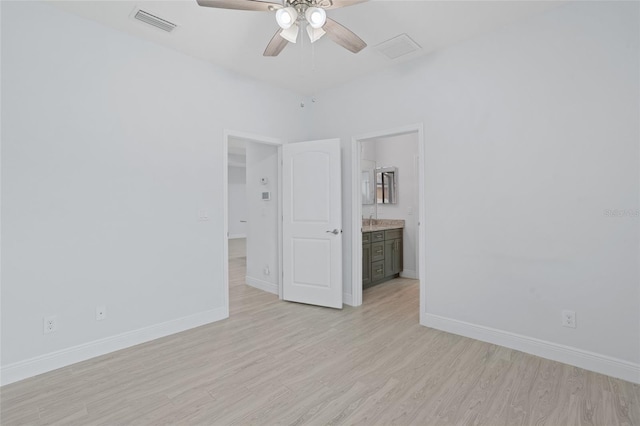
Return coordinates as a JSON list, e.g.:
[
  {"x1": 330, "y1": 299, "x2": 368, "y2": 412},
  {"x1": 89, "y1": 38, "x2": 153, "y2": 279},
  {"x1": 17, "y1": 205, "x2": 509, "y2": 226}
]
[
  {"x1": 376, "y1": 167, "x2": 397, "y2": 204},
  {"x1": 361, "y1": 160, "x2": 376, "y2": 205}
]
